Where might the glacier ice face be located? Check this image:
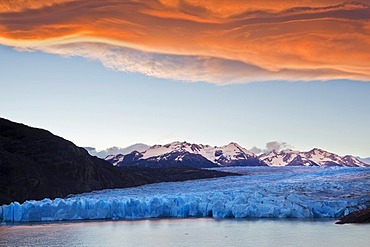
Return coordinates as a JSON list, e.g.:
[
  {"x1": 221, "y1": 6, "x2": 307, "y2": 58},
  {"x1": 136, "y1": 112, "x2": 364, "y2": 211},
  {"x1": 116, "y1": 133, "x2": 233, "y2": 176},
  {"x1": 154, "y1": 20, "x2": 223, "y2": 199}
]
[{"x1": 1, "y1": 167, "x2": 369, "y2": 222}]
